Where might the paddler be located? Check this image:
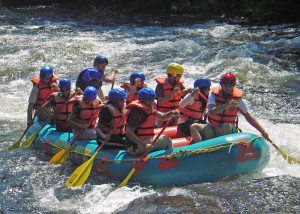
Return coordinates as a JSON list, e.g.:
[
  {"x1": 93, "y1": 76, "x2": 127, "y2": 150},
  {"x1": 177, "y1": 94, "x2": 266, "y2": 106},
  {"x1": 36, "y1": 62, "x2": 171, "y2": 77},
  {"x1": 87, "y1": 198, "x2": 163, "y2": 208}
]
[
  {"x1": 120, "y1": 72, "x2": 147, "y2": 104},
  {"x1": 191, "y1": 72, "x2": 269, "y2": 142},
  {"x1": 75, "y1": 56, "x2": 118, "y2": 101},
  {"x1": 67, "y1": 86, "x2": 101, "y2": 140},
  {"x1": 95, "y1": 88, "x2": 127, "y2": 149},
  {"x1": 27, "y1": 66, "x2": 59, "y2": 127},
  {"x1": 178, "y1": 78, "x2": 211, "y2": 137},
  {"x1": 125, "y1": 88, "x2": 180, "y2": 156},
  {"x1": 40, "y1": 78, "x2": 77, "y2": 132},
  {"x1": 155, "y1": 63, "x2": 186, "y2": 127}
]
